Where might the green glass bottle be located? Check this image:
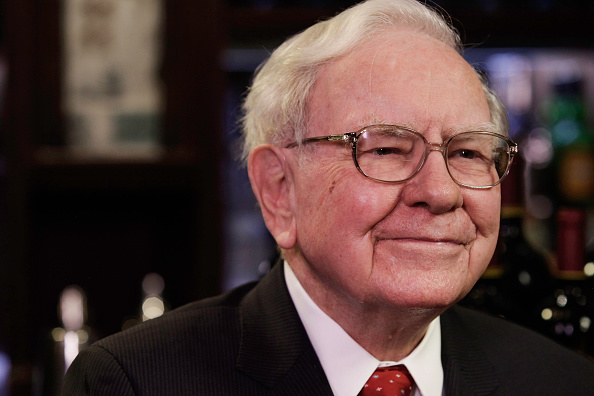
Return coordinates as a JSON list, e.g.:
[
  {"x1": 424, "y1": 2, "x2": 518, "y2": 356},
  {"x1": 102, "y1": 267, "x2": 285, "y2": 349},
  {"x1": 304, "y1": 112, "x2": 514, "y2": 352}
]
[{"x1": 548, "y1": 73, "x2": 594, "y2": 208}]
